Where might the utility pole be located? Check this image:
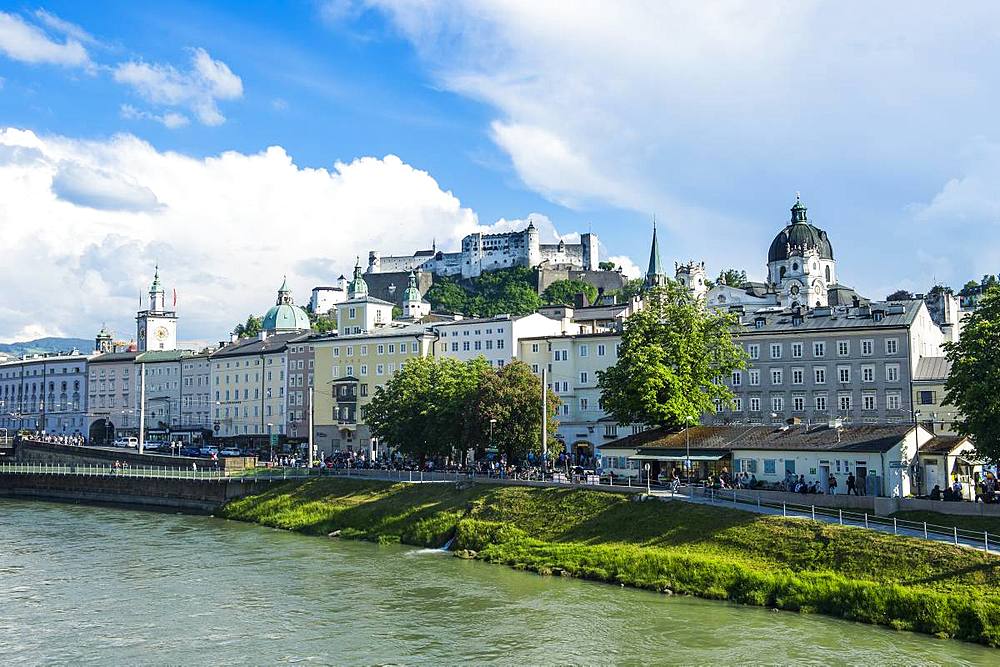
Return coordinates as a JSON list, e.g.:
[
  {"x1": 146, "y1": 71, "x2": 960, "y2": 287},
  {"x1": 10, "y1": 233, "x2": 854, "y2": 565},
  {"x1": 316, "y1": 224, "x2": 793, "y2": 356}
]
[
  {"x1": 138, "y1": 362, "x2": 146, "y2": 454},
  {"x1": 308, "y1": 384, "x2": 314, "y2": 467}
]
